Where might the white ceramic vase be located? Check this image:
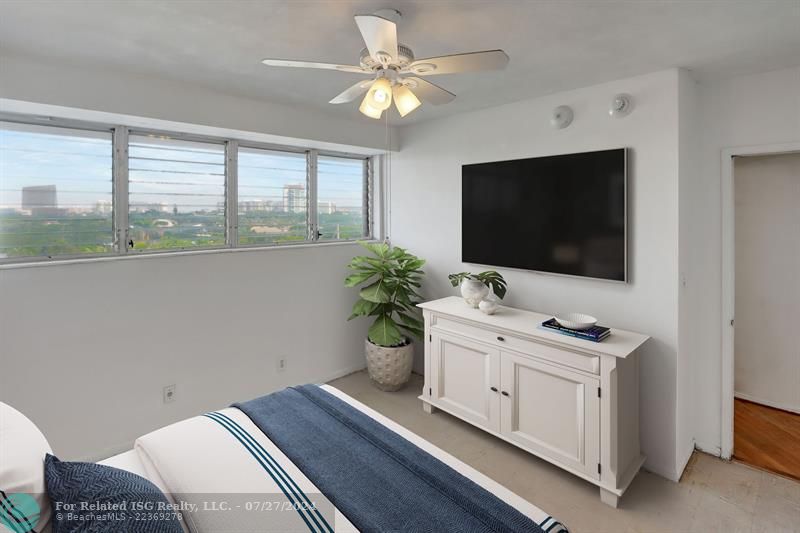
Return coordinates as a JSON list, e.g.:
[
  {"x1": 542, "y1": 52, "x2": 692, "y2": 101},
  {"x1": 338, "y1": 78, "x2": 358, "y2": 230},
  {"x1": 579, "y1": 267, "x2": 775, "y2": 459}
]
[
  {"x1": 365, "y1": 339, "x2": 414, "y2": 391},
  {"x1": 460, "y1": 279, "x2": 489, "y2": 308},
  {"x1": 479, "y1": 294, "x2": 499, "y2": 315}
]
